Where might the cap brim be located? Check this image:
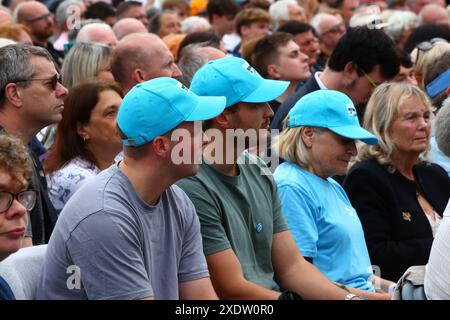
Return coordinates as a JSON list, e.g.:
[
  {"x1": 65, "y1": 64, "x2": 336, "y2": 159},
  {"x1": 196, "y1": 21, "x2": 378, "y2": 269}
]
[
  {"x1": 242, "y1": 79, "x2": 289, "y2": 104},
  {"x1": 186, "y1": 96, "x2": 226, "y2": 121},
  {"x1": 330, "y1": 126, "x2": 379, "y2": 145}
]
